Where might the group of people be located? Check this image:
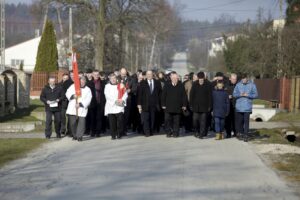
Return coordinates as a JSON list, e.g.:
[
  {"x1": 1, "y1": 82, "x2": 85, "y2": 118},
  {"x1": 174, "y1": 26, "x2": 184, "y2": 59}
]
[{"x1": 40, "y1": 68, "x2": 258, "y2": 142}]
